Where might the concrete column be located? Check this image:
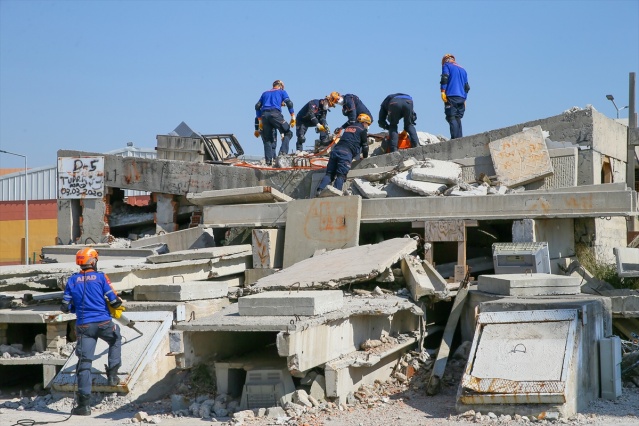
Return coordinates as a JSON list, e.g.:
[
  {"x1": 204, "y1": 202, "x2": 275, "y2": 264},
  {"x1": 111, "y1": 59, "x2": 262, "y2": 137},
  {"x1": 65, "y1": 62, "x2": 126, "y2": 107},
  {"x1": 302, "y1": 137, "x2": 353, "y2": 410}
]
[
  {"x1": 43, "y1": 365, "x2": 58, "y2": 388},
  {"x1": 46, "y1": 322, "x2": 67, "y2": 353},
  {"x1": 79, "y1": 197, "x2": 108, "y2": 244},
  {"x1": 154, "y1": 193, "x2": 178, "y2": 234}
]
